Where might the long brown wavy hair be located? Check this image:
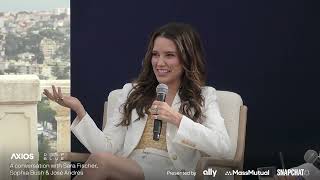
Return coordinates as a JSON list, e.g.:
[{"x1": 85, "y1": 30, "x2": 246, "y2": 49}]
[{"x1": 119, "y1": 22, "x2": 207, "y2": 126}]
